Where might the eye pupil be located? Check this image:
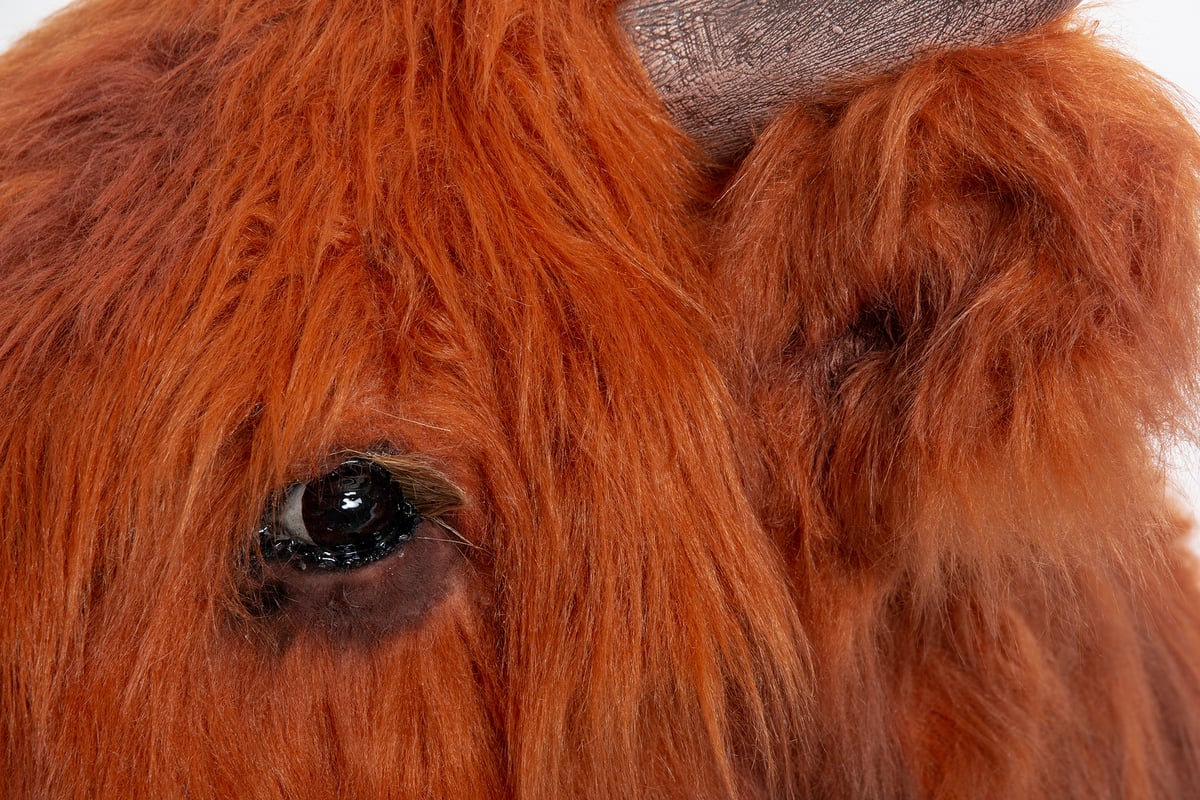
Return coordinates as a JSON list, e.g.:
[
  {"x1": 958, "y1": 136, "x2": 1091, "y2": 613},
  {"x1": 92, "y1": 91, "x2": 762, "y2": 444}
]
[
  {"x1": 300, "y1": 462, "x2": 395, "y2": 548},
  {"x1": 261, "y1": 459, "x2": 420, "y2": 570}
]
